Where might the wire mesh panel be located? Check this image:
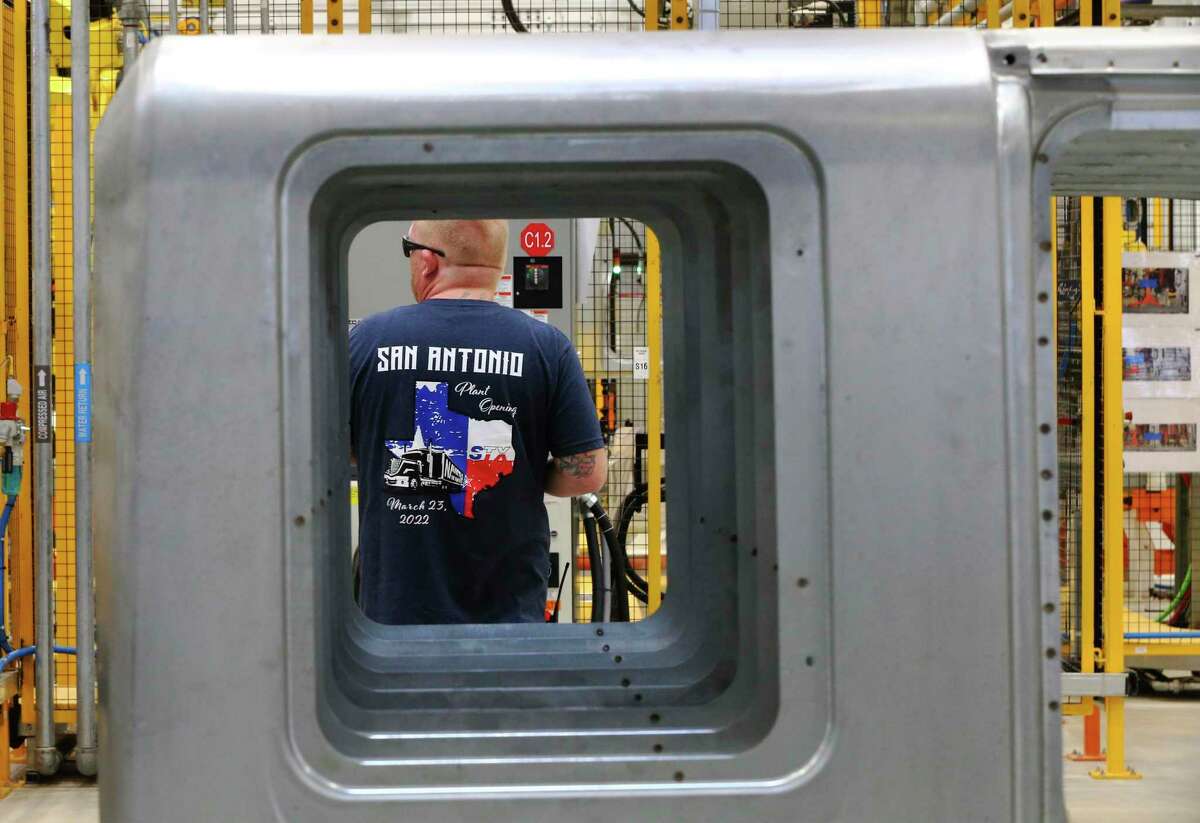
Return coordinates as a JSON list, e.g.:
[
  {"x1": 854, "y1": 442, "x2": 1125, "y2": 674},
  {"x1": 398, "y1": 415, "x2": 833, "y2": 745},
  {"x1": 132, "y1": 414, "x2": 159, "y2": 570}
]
[
  {"x1": 1147, "y1": 198, "x2": 1199, "y2": 253},
  {"x1": 51, "y1": 0, "x2": 77, "y2": 712},
  {"x1": 2, "y1": 0, "x2": 36, "y2": 725},
  {"x1": 370, "y1": 0, "x2": 645, "y2": 32},
  {"x1": 140, "y1": 0, "x2": 303, "y2": 35},
  {"x1": 142, "y1": 0, "x2": 646, "y2": 34},
  {"x1": 572, "y1": 218, "x2": 664, "y2": 622},
  {"x1": 718, "y1": 0, "x2": 1078, "y2": 29},
  {"x1": 116, "y1": 0, "x2": 1114, "y2": 37},
  {"x1": 1053, "y1": 194, "x2": 1200, "y2": 701},
  {"x1": 1122, "y1": 198, "x2": 1200, "y2": 646},
  {"x1": 266, "y1": 0, "x2": 307, "y2": 31},
  {"x1": 1122, "y1": 473, "x2": 1196, "y2": 638},
  {"x1": 35, "y1": 0, "x2": 127, "y2": 723},
  {"x1": 1056, "y1": 196, "x2": 1086, "y2": 683}
]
